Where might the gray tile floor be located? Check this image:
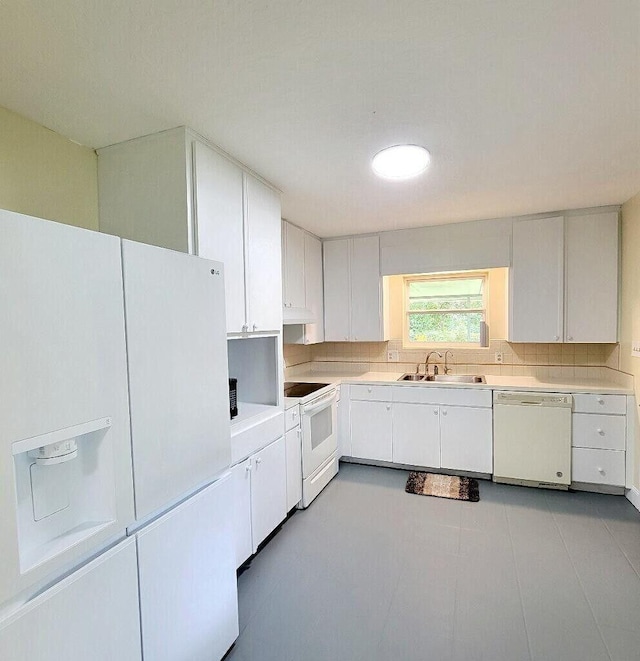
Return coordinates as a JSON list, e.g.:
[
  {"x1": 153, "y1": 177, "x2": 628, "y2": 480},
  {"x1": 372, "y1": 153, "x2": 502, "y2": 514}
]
[{"x1": 227, "y1": 463, "x2": 640, "y2": 661}]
